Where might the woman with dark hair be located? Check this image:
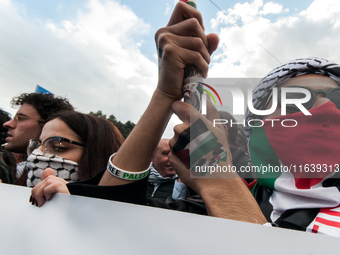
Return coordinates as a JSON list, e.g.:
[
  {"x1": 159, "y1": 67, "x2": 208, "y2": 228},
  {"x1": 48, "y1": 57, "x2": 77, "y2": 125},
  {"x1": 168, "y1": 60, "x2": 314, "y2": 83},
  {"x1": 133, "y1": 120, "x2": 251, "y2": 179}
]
[{"x1": 26, "y1": 111, "x2": 124, "y2": 187}]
